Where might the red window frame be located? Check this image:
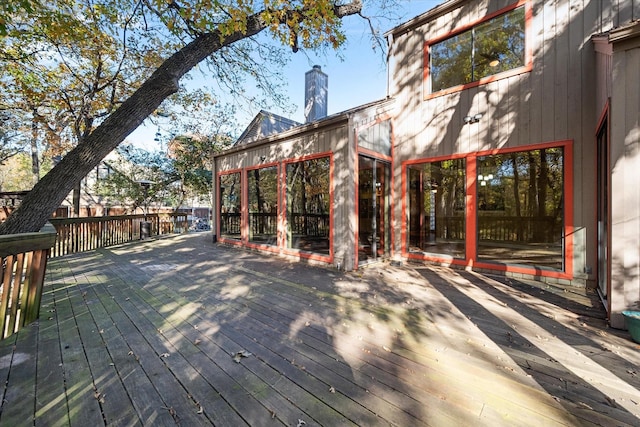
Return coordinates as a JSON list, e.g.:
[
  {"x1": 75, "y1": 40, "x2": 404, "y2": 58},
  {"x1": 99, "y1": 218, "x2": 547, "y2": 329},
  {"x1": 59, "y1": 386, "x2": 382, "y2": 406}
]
[
  {"x1": 423, "y1": 0, "x2": 533, "y2": 99},
  {"x1": 402, "y1": 139, "x2": 574, "y2": 280}
]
